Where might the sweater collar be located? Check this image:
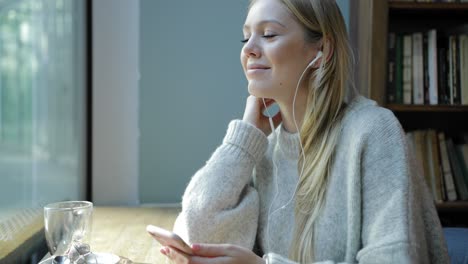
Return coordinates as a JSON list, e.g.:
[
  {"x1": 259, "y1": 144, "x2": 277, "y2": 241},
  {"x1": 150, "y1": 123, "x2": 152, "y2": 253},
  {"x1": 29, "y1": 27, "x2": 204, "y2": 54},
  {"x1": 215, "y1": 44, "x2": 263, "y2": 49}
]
[
  {"x1": 276, "y1": 124, "x2": 301, "y2": 160},
  {"x1": 274, "y1": 95, "x2": 374, "y2": 160}
]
